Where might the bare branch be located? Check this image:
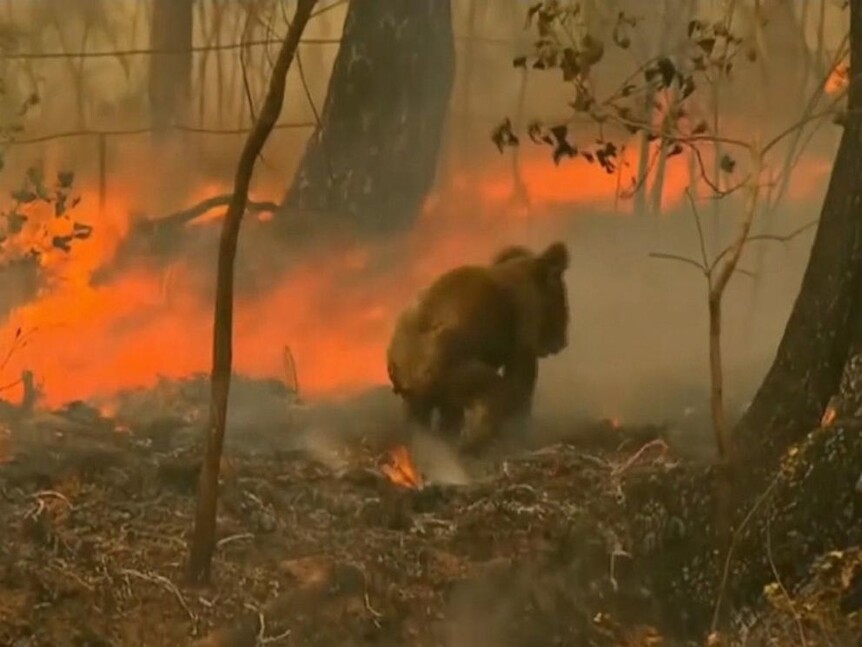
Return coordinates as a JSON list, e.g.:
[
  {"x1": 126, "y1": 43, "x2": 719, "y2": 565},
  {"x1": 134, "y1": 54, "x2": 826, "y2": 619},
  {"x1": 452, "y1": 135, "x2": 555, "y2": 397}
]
[
  {"x1": 710, "y1": 219, "x2": 818, "y2": 273},
  {"x1": 685, "y1": 188, "x2": 710, "y2": 273},
  {"x1": 648, "y1": 252, "x2": 708, "y2": 274}
]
